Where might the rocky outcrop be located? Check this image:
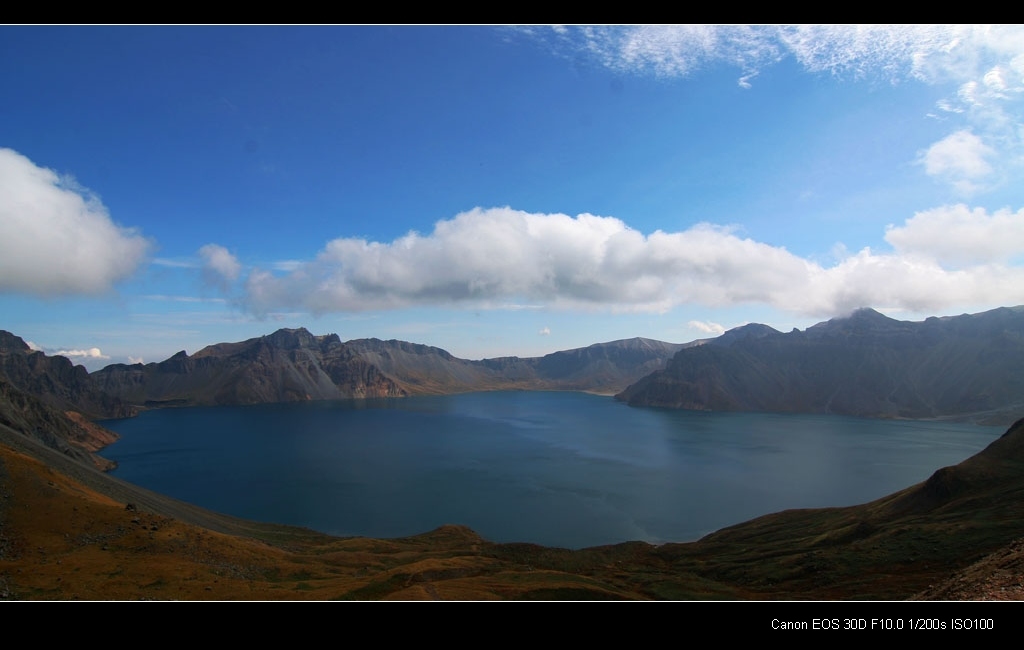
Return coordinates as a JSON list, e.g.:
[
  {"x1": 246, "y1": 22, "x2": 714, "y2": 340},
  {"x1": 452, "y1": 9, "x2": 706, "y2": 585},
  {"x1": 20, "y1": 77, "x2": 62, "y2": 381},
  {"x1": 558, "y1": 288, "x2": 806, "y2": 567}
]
[
  {"x1": 617, "y1": 306, "x2": 1024, "y2": 424},
  {"x1": 92, "y1": 328, "x2": 407, "y2": 407}
]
